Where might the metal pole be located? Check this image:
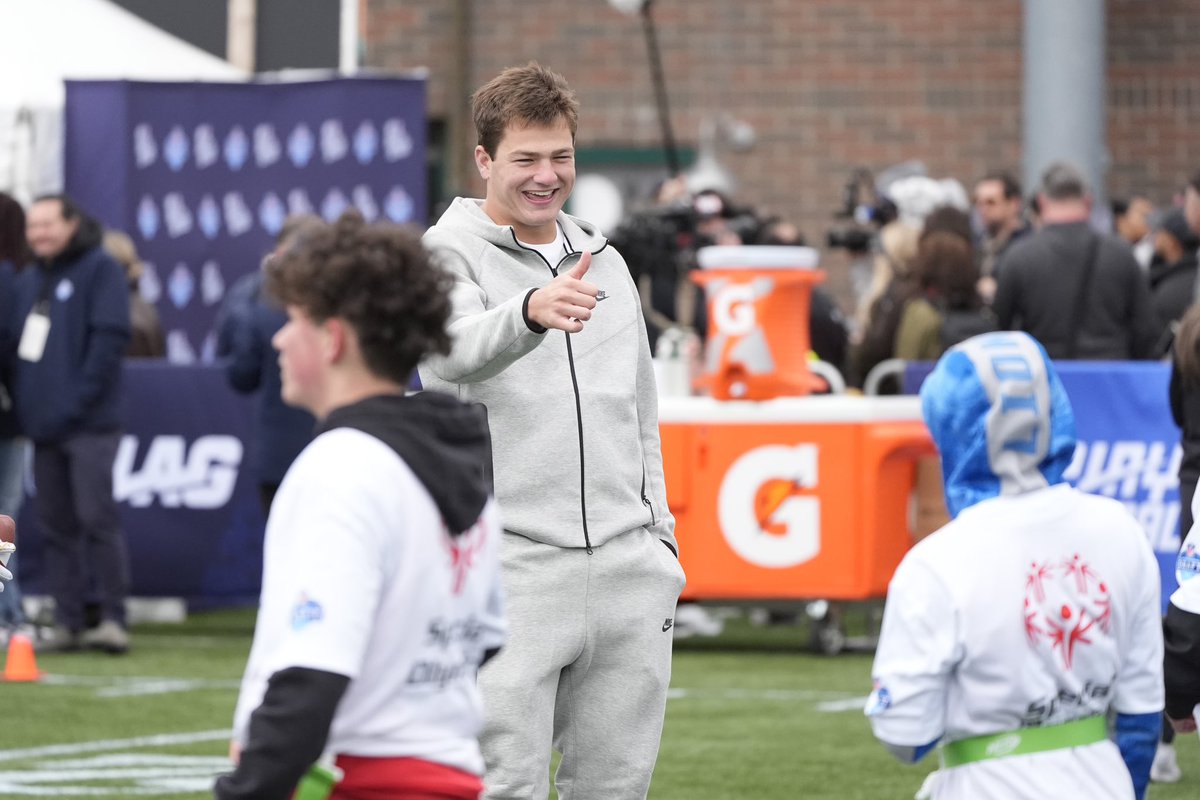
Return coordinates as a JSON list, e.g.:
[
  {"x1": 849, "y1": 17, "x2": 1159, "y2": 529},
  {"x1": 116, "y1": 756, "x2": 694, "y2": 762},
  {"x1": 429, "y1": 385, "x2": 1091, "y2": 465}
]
[
  {"x1": 340, "y1": 0, "x2": 360, "y2": 74},
  {"x1": 227, "y1": 0, "x2": 257, "y2": 73},
  {"x1": 447, "y1": 0, "x2": 472, "y2": 195},
  {"x1": 640, "y1": 0, "x2": 680, "y2": 176},
  {"x1": 1022, "y1": 0, "x2": 1107, "y2": 224}
]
